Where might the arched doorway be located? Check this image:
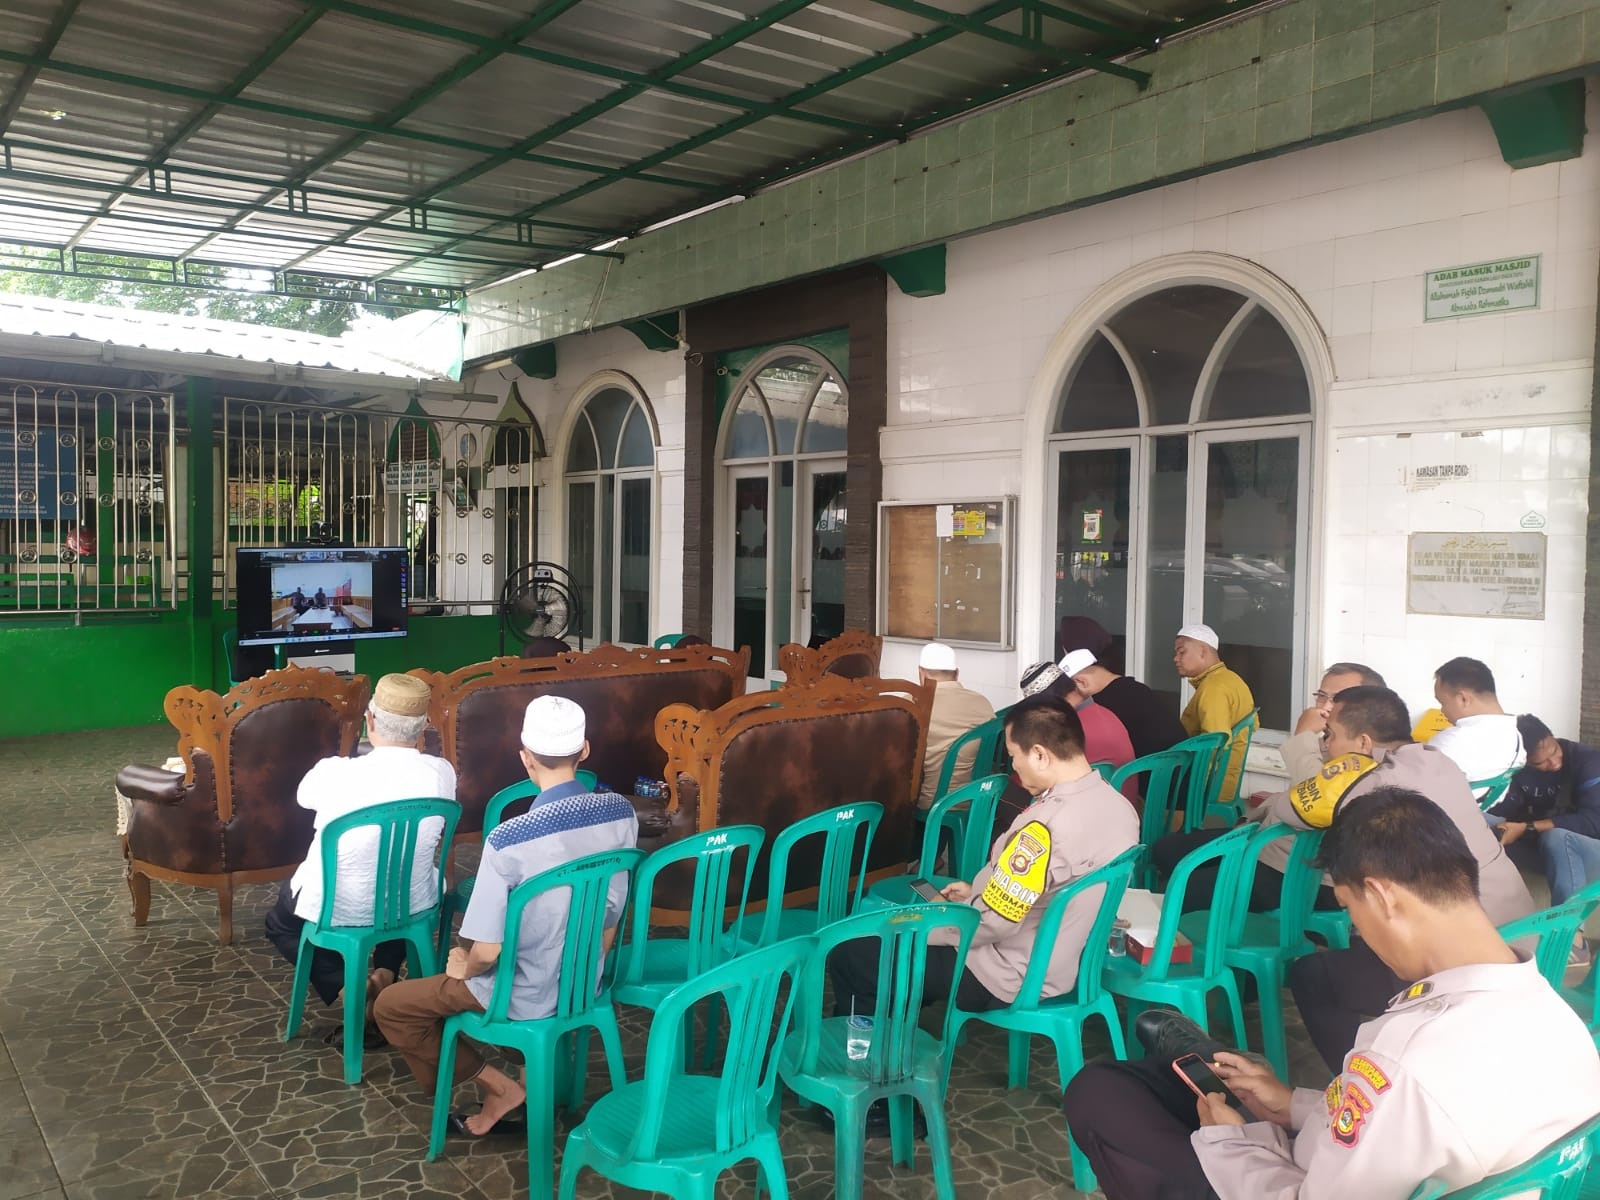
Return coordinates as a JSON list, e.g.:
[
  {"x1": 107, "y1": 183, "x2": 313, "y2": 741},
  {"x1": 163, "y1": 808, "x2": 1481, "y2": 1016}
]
[
  {"x1": 1048, "y1": 279, "x2": 1316, "y2": 728},
  {"x1": 716, "y1": 347, "x2": 849, "y2": 678}
]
